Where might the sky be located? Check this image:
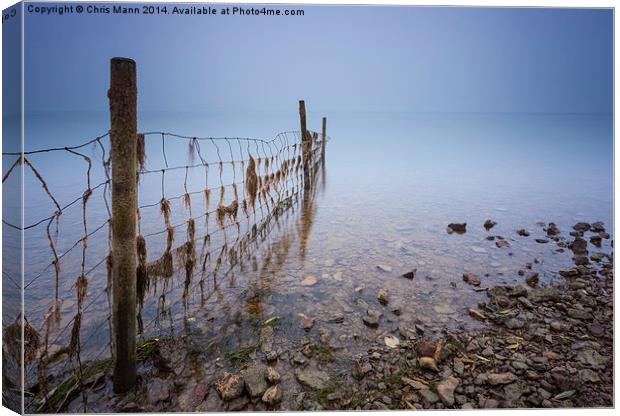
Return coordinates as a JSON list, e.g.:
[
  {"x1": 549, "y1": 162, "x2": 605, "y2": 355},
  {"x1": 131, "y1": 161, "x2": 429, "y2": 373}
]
[{"x1": 21, "y1": 4, "x2": 613, "y2": 114}]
